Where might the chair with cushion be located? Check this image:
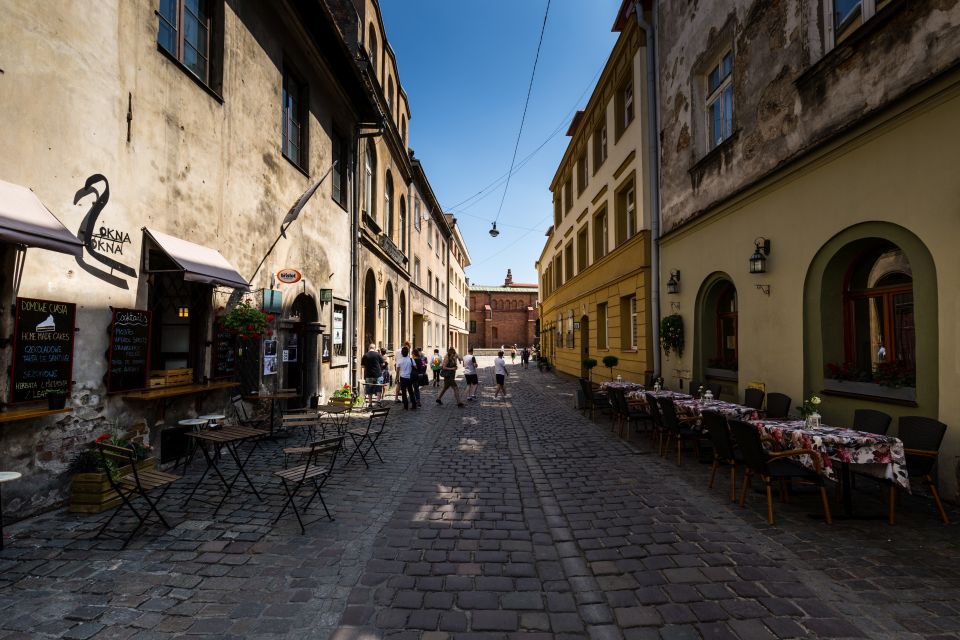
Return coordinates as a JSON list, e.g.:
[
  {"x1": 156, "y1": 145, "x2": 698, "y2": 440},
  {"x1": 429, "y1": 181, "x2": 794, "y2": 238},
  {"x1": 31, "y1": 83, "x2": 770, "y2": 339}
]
[
  {"x1": 853, "y1": 409, "x2": 892, "y2": 435},
  {"x1": 656, "y1": 397, "x2": 701, "y2": 465},
  {"x1": 744, "y1": 388, "x2": 765, "y2": 411},
  {"x1": 728, "y1": 420, "x2": 832, "y2": 525},
  {"x1": 765, "y1": 393, "x2": 792, "y2": 419},
  {"x1": 701, "y1": 410, "x2": 741, "y2": 501},
  {"x1": 890, "y1": 416, "x2": 950, "y2": 525}
]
